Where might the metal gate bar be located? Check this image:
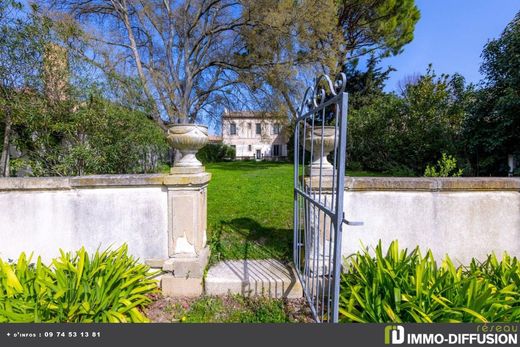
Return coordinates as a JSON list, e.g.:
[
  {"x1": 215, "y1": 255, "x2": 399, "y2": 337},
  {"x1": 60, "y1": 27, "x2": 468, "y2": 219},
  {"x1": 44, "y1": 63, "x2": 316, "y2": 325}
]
[{"x1": 293, "y1": 73, "x2": 348, "y2": 323}]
